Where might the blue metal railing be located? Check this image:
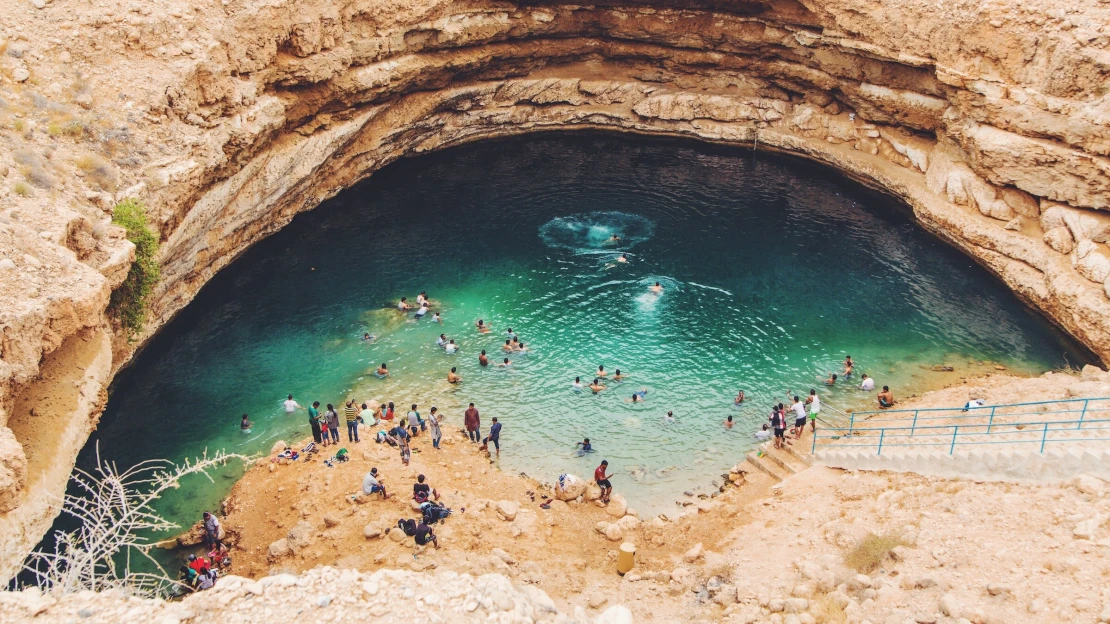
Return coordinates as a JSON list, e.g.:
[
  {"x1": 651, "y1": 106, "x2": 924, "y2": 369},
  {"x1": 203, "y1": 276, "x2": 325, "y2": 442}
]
[{"x1": 811, "y1": 397, "x2": 1110, "y2": 456}]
